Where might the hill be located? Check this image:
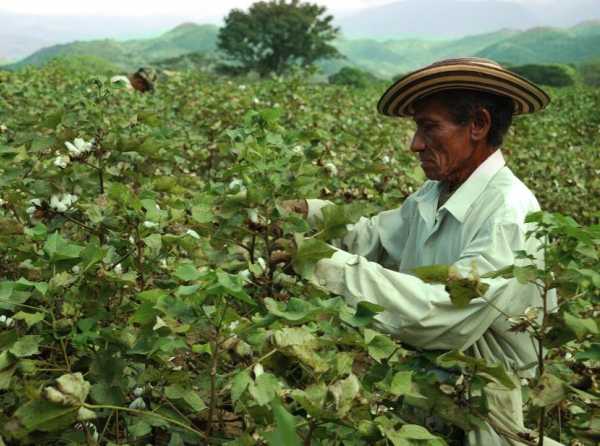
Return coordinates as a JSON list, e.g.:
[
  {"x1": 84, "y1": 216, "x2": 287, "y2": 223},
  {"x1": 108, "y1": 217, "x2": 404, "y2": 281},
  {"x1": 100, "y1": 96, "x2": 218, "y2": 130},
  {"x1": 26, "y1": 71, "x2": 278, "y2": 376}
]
[
  {"x1": 337, "y1": 0, "x2": 600, "y2": 39},
  {"x1": 7, "y1": 21, "x2": 600, "y2": 79},
  {"x1": 477, "y1": 24, "x2": 600, "y2": 65},
  {"x1": 9, "y1": 23, "x2": 219, "y2": 71}
]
